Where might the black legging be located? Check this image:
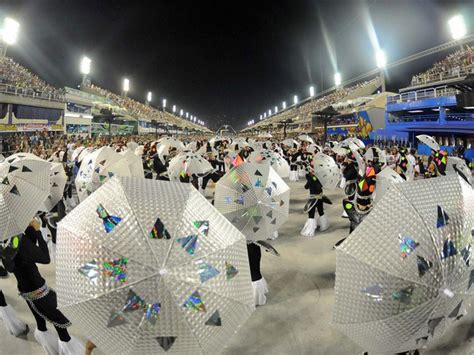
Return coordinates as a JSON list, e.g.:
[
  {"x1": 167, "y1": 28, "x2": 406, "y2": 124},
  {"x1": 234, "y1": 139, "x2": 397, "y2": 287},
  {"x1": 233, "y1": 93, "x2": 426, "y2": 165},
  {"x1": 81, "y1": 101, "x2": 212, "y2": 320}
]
[
  {"x1": 26, "y1": 300, "x2": 70, "y2": 341},
  {"x1": 247, "y1": 243, "x2": 262, "y2": 282},
  {"x1": 201, "y1": 172, "x2": 221, "y2": 190},
  {"x1": 0, "y1": 290, "x2": 6, "y2": 307},
  {"x1": 308, "y1": 200, "x2": 324, "y2": 218}
]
